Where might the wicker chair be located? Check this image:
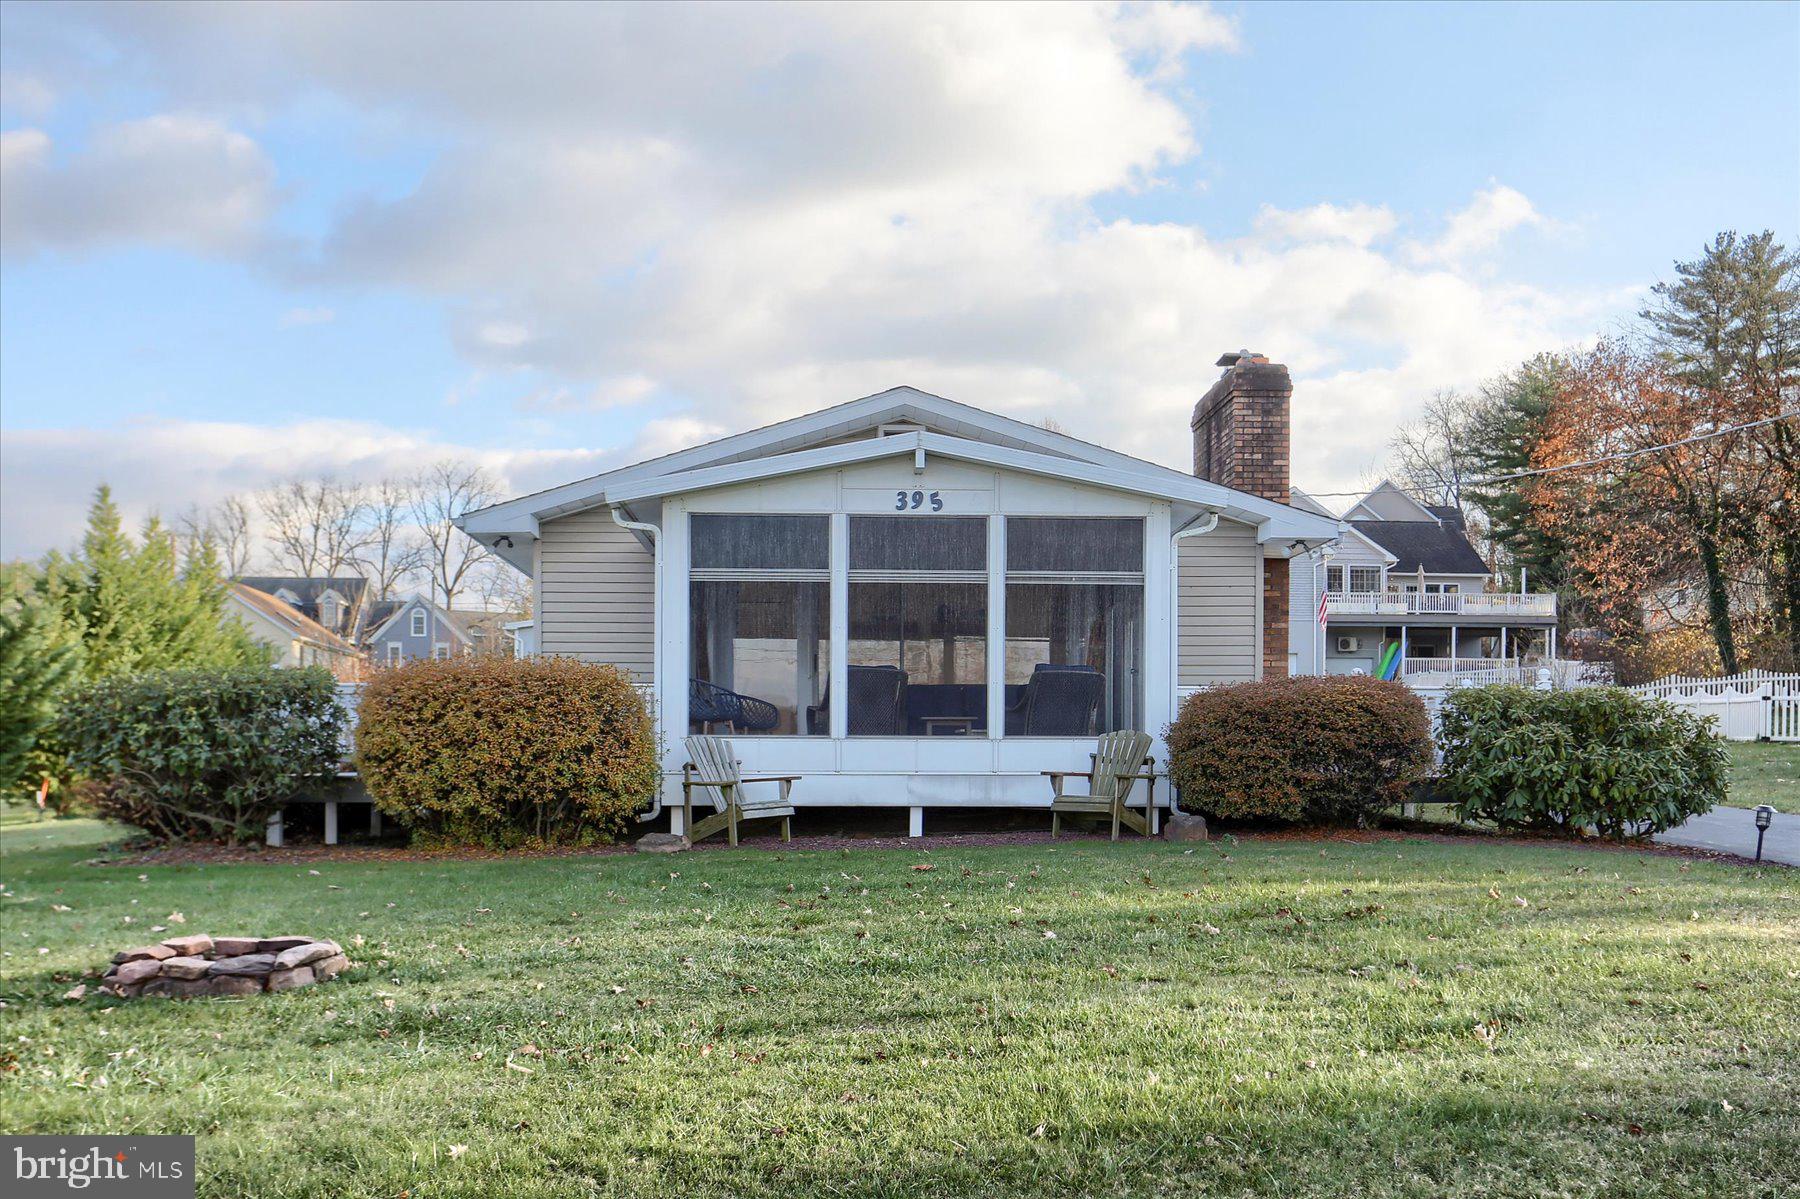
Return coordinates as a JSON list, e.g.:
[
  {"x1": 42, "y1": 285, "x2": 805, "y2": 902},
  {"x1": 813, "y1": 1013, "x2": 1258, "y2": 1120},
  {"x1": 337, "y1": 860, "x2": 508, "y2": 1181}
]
[
  {"x1": 689, "y1": 678, "x2": 781, "y2": 734},
  {"x1": 1009, "y1": 664, "x2": 1104, "y2": 736}
]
